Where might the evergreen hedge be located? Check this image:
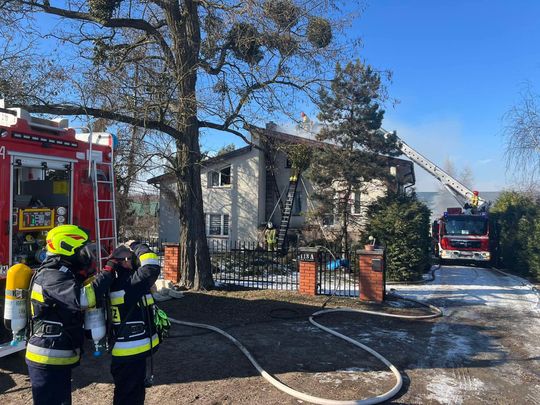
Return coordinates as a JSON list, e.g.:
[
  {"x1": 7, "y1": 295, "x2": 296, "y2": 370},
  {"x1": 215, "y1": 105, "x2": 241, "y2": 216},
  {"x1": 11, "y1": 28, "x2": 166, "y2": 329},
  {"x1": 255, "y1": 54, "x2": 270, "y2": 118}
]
[
  {"x1": 490, "y1": 191, "x2": 540, "y2": 280},
  {"x1": 365, "y1": 192, "x2": 431, "y2": 281}
]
